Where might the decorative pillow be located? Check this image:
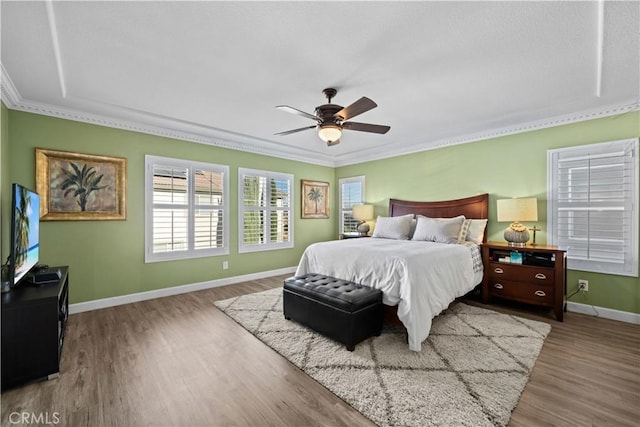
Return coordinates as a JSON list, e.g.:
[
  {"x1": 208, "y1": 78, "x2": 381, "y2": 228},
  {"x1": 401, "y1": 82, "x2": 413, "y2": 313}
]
[
  {"x1": 371, "y1": 214, "x2": 414, "y2": 240},
  {"x1": 457, "y1": 219, "x2": 473, "y2": 244},
  {"x1": 412, "y1": 215, "x2": 465, "y2": 244},
  {"x1": 466, "y1": 219, "x2": 488, "y2": 244}
]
